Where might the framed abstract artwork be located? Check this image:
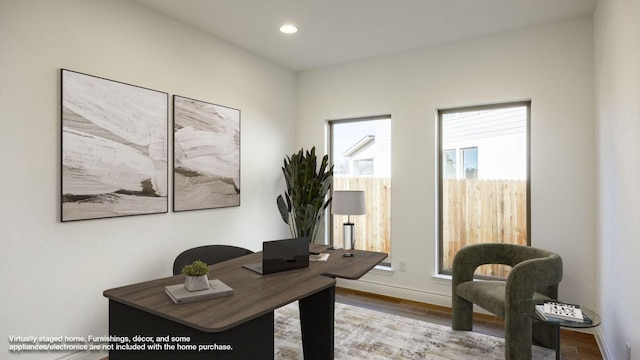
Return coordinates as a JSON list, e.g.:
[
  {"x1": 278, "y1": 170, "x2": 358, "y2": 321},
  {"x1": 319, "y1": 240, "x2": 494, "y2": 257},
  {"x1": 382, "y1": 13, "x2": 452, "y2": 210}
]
[
  {"x1": 173, "y1": 95, "x2": 240, "y2": 212},
  {"x1": 61, "y1": 69, "x2": 168, "y2": 221}
]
